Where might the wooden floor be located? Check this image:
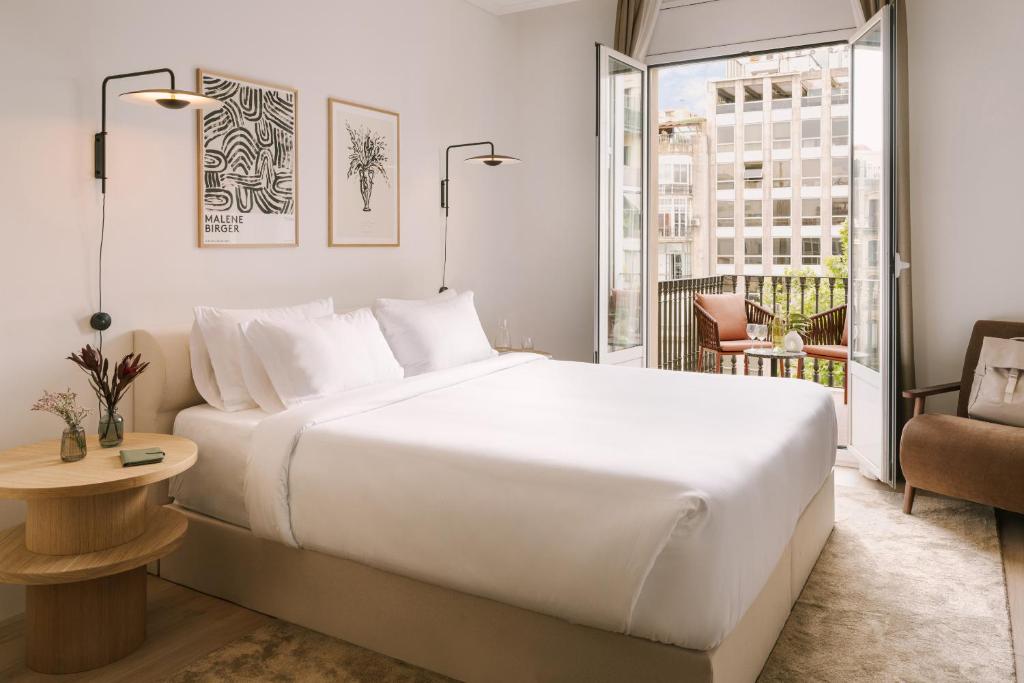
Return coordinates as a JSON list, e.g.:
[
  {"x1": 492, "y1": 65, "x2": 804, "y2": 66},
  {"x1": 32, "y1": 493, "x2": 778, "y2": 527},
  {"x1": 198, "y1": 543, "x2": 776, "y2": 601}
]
[{"x1": 0, "y1": 469, "x2": 1019, "y2": 682}]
